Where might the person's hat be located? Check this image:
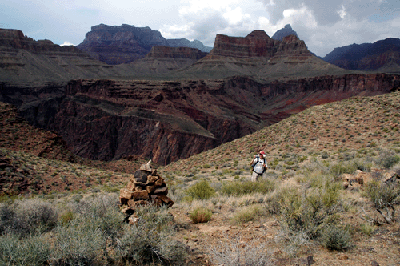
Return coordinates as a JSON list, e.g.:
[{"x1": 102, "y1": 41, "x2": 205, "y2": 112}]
[{"x1": 259, "y1": 151, "x2": 266, "y2": 155}]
